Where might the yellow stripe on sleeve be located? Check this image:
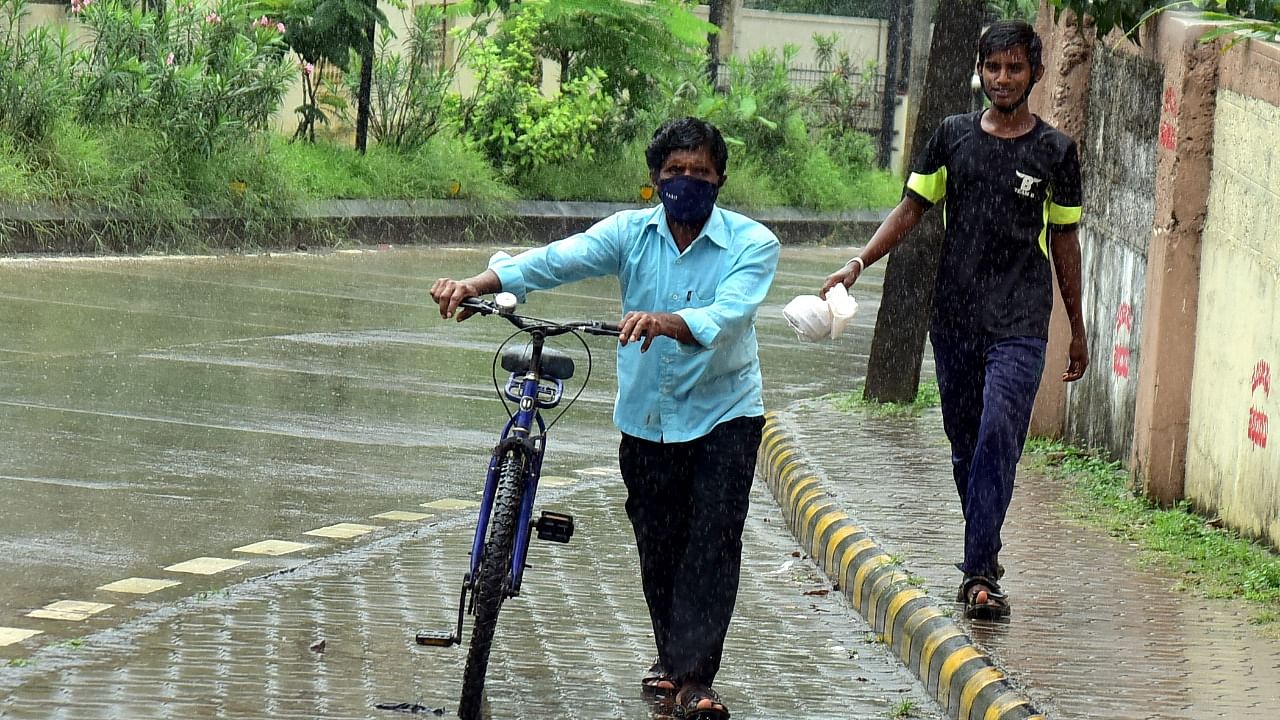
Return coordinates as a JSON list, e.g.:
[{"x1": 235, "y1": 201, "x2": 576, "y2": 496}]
[
  {"x1": 906, "y1": 167, "x2": 947, "y2": 205},
  {"x1": 1047, "y1": 202, "x2": 1081, "y2": 226}
]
